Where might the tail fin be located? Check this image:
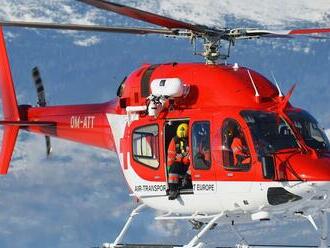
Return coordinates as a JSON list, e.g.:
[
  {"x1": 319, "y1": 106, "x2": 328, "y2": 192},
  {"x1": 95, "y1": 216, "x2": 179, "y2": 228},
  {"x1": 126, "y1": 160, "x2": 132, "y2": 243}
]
[
  {"x1": 0, "y1": 27, "x2": 19, "y2": 121},
  {"x1": 0, "y1": 26, "x2": 20, "y2": 174},
  {"x1": 0, "y1": 126, "x2": 19, "y2": 174}
]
